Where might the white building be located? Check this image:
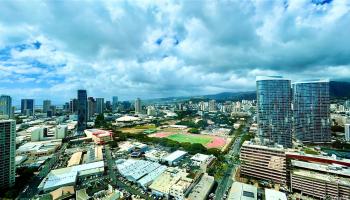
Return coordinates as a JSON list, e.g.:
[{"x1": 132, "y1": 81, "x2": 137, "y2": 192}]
[
  {"x1": 265, "y1": 189, "x2": 287, "y2": 200},
  {"x1": 31, "y1": 127, "x2": 48, "y2": 141},
  {"x1": 38, "y1": 161, "x2": 104, "y2": 192},
  {"x1": 345, "y1": 124, "x2": 350, "y2": 142},
  {"x1": 163, "y1": 150, "x2": 187, "y2": 166},
  {"x1": 55, "y1": 125, "x2": 67, "y2": 139},
  {"x1": 115, "y1": 159, "x2": 167, "y2": 188},
  {"x1": 190, "y1": 153, "x2": 215, "y2": 167}
]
